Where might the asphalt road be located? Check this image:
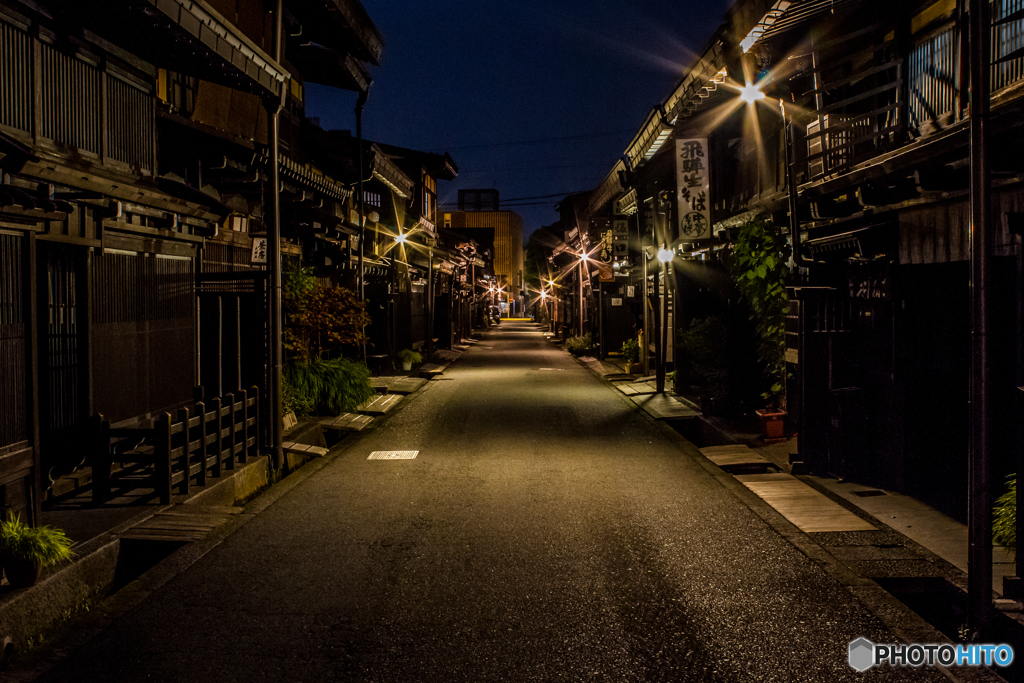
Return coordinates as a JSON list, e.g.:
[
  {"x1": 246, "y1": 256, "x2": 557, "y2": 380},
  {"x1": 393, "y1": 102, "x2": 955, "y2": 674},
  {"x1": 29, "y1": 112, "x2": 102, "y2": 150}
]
[{"x1": 33, "y1": 322, "x2": 946, "y2": 682}]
